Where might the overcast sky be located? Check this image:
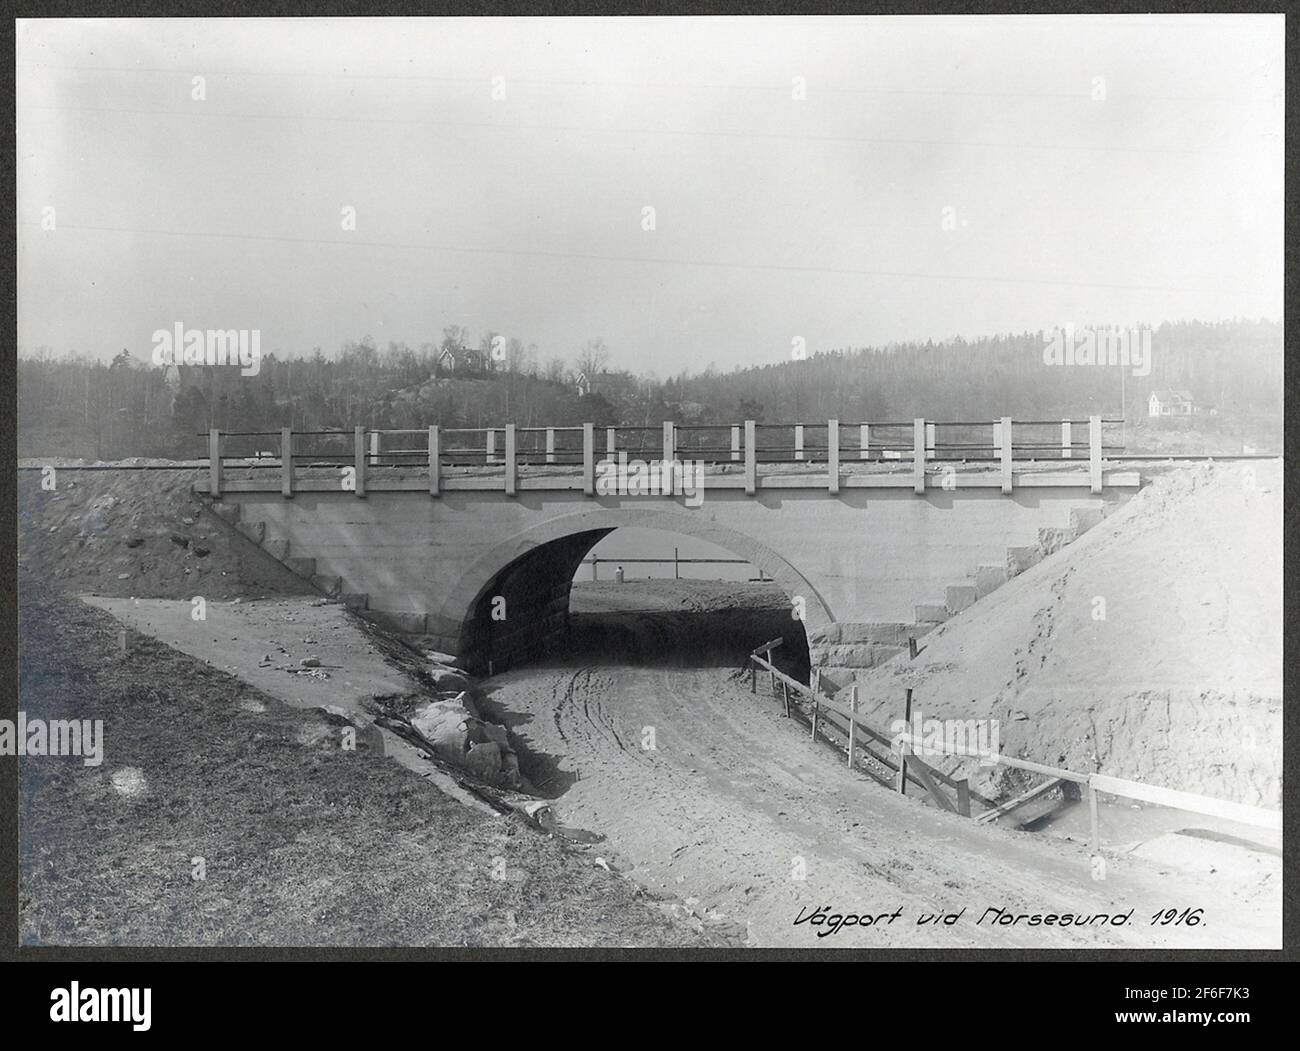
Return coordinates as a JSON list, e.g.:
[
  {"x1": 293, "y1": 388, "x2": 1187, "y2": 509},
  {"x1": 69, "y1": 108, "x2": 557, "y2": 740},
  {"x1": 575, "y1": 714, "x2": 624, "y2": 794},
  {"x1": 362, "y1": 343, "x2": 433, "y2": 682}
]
[{"x1": 17, "y1": 15, "x2": 1284, "y2": 374}]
